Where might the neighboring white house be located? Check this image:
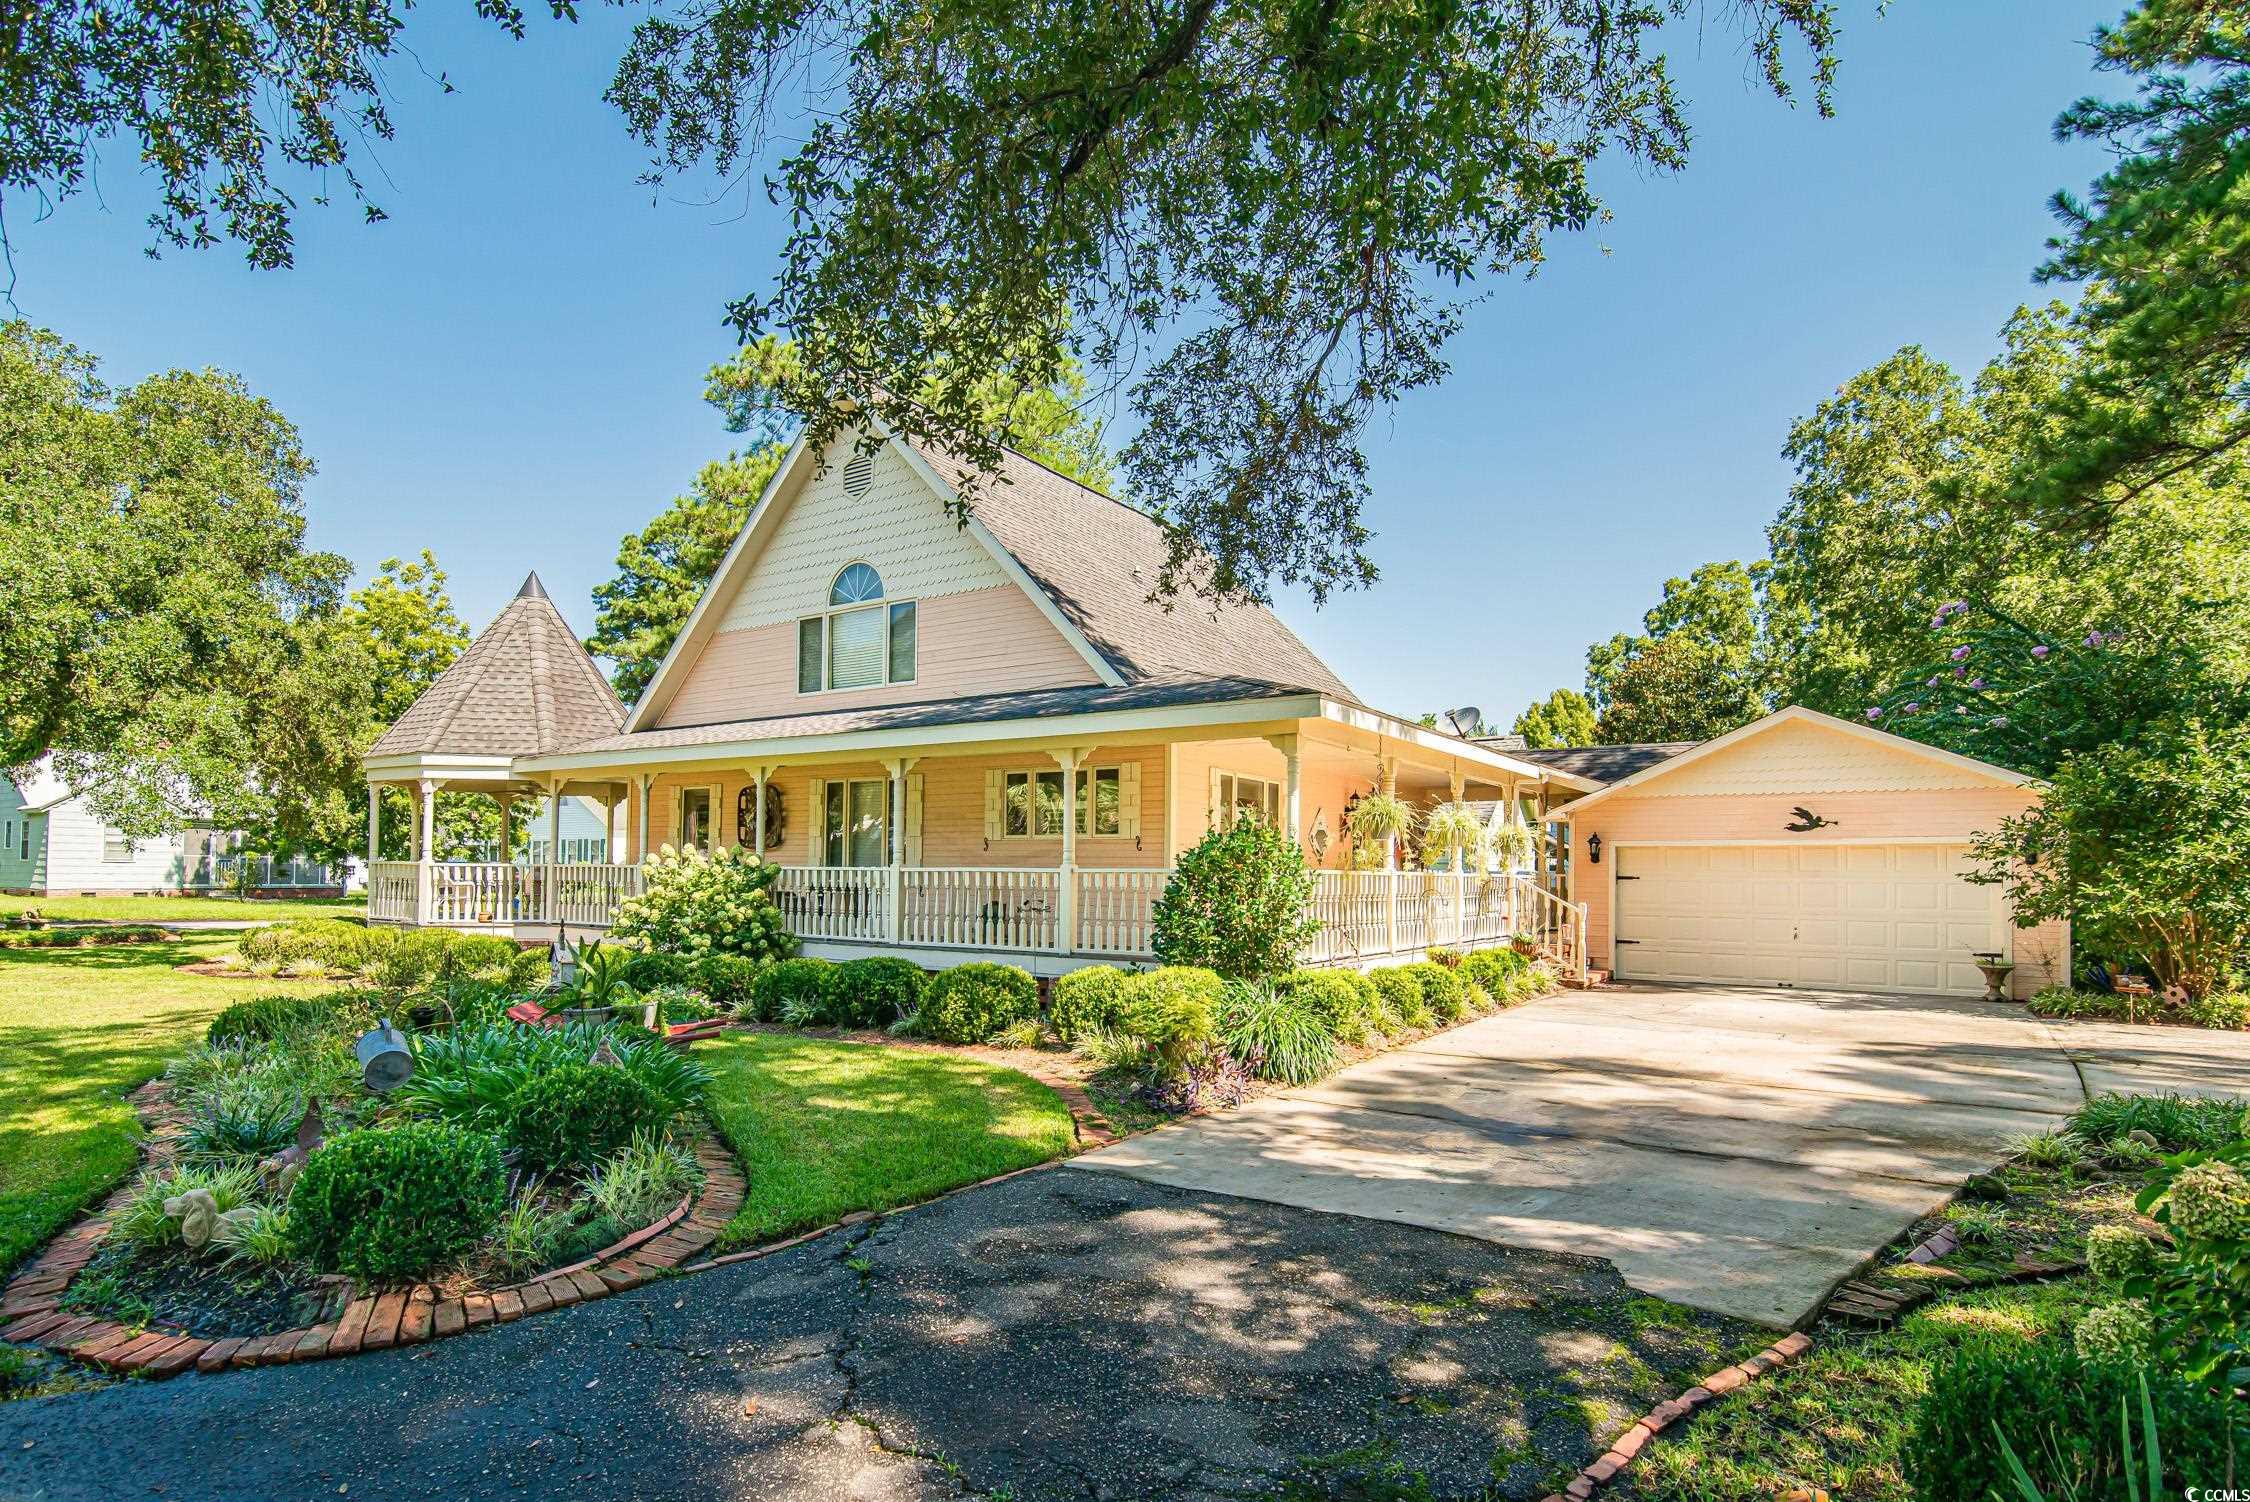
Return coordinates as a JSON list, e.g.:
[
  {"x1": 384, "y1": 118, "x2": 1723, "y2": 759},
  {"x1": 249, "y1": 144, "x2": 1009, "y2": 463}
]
[{"x1": 0, "y1": 763, "x2": 344, "y2": 898}]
